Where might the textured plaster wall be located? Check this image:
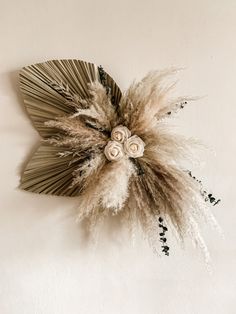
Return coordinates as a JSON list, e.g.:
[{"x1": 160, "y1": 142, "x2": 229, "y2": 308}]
[{"x1": 0, "y1": 0, "x2": 235, "y2": 313}]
